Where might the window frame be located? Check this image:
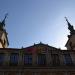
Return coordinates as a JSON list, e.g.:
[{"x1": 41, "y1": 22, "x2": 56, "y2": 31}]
[
  {"x1": 0, "y1": 53, "x2": 4, "y2": 65},
  {"x1": 37, "y1": 53, "x2": 46, "y2": 65},
  {"x1": 23, "y1": 53, "x2": 32, "y2": 65},
  {"x1": 64, "y1": 53, "x2": 73, "y2": 65},
  {"x1": 9, "y1": 53, "x2": 19, "y2": 66},
  {"x1": 51, "y1": 54, "x2": 60, "y2": 66}
]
